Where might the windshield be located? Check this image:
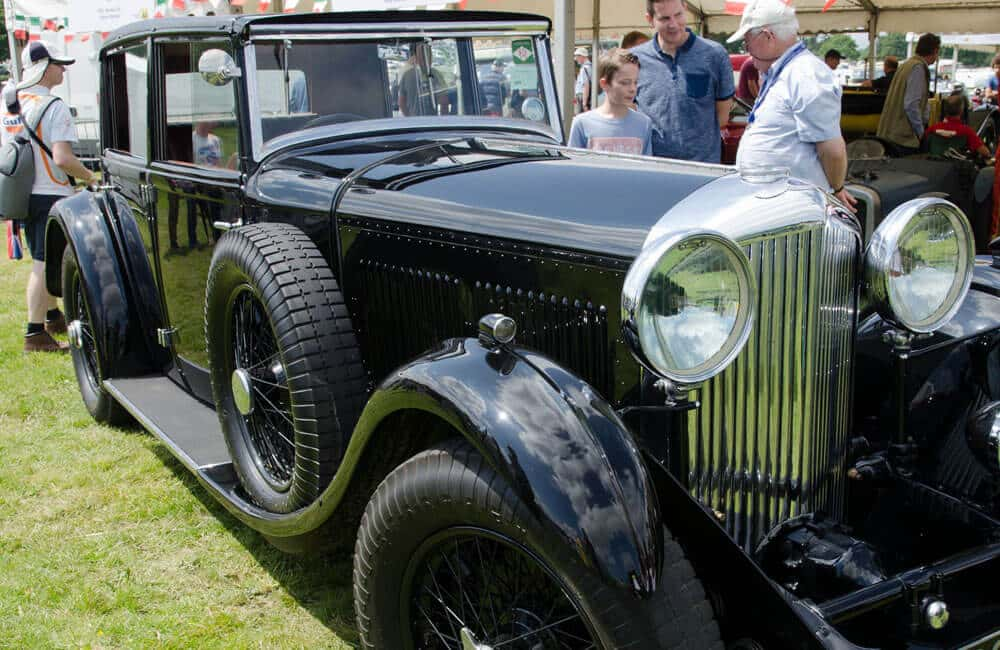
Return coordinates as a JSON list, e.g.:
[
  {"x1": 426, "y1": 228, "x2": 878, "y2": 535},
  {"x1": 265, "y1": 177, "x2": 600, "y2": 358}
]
[{"x1": 251, "y1": 35, "x2": 554, "y2": 150}]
